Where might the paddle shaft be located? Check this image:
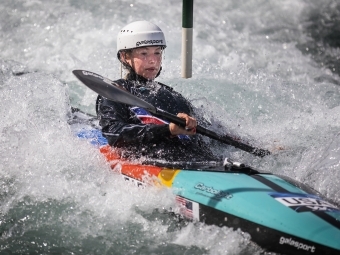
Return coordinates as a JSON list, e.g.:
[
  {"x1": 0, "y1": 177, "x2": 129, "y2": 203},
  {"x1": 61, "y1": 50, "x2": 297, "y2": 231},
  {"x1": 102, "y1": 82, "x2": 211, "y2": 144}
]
[{"x1": 155, "y1": 108, "x2": 269, "y2": 157}]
